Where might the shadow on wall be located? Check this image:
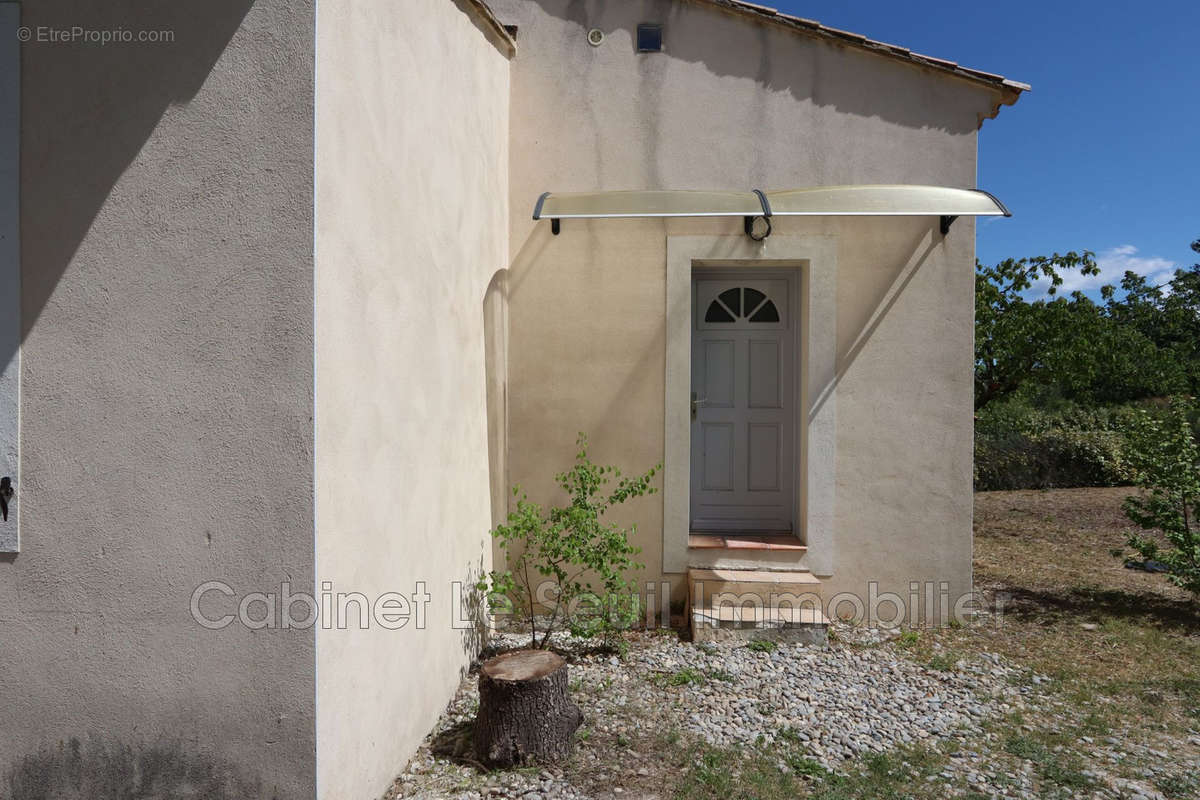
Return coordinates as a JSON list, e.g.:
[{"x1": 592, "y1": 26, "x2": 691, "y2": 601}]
[
  {"x1": 12, "y1": 0, "x2": 255, "y2": 362},
  {"x1": 458, "y1": 551, "x2": 491, "y2": 667},
  {"x1": 3, "y1": 738, "x2": 274, "y2": 800},
  {"x1": 817, "y1": 220, "x2": 941, "y2": 420},
  {"x1": 514, "y1": 0, "x2": 983, "y2": 136}
]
